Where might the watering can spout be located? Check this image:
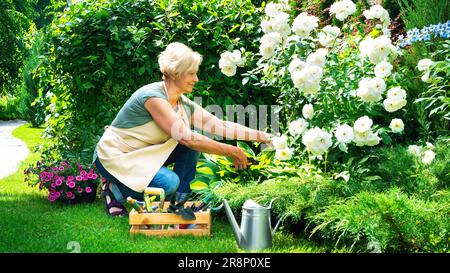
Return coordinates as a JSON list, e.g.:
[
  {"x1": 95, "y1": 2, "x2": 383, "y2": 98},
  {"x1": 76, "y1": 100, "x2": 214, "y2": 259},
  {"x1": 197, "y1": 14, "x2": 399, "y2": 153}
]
[{"x1": 223, "y1": 199, "x2": 245, "y2": 245}]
